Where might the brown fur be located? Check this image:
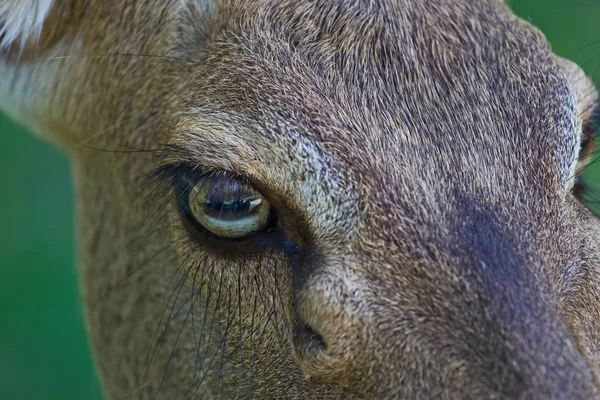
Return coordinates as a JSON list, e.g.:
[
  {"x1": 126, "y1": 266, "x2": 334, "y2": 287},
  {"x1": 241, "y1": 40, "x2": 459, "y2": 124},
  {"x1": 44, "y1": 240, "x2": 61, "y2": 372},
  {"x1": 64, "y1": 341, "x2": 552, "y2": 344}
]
[{"x1": 2, "y1": 0, "x2": 600, "y2": 398}]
